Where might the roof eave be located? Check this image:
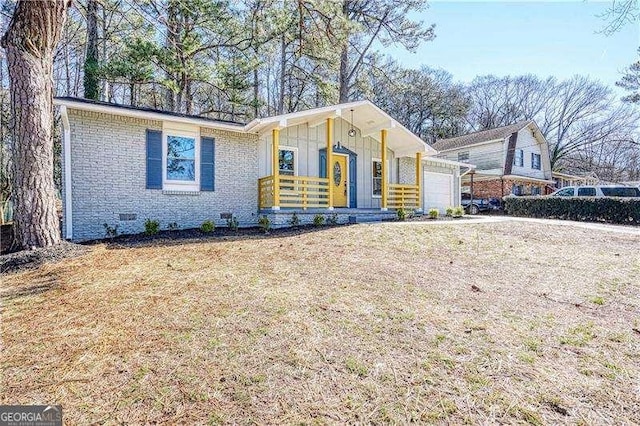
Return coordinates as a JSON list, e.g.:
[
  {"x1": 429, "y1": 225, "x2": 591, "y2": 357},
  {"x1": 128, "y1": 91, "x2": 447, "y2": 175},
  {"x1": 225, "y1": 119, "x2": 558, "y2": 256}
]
[{"x1": 54, "y1": 98, "x2": 245, "y2": 132}]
